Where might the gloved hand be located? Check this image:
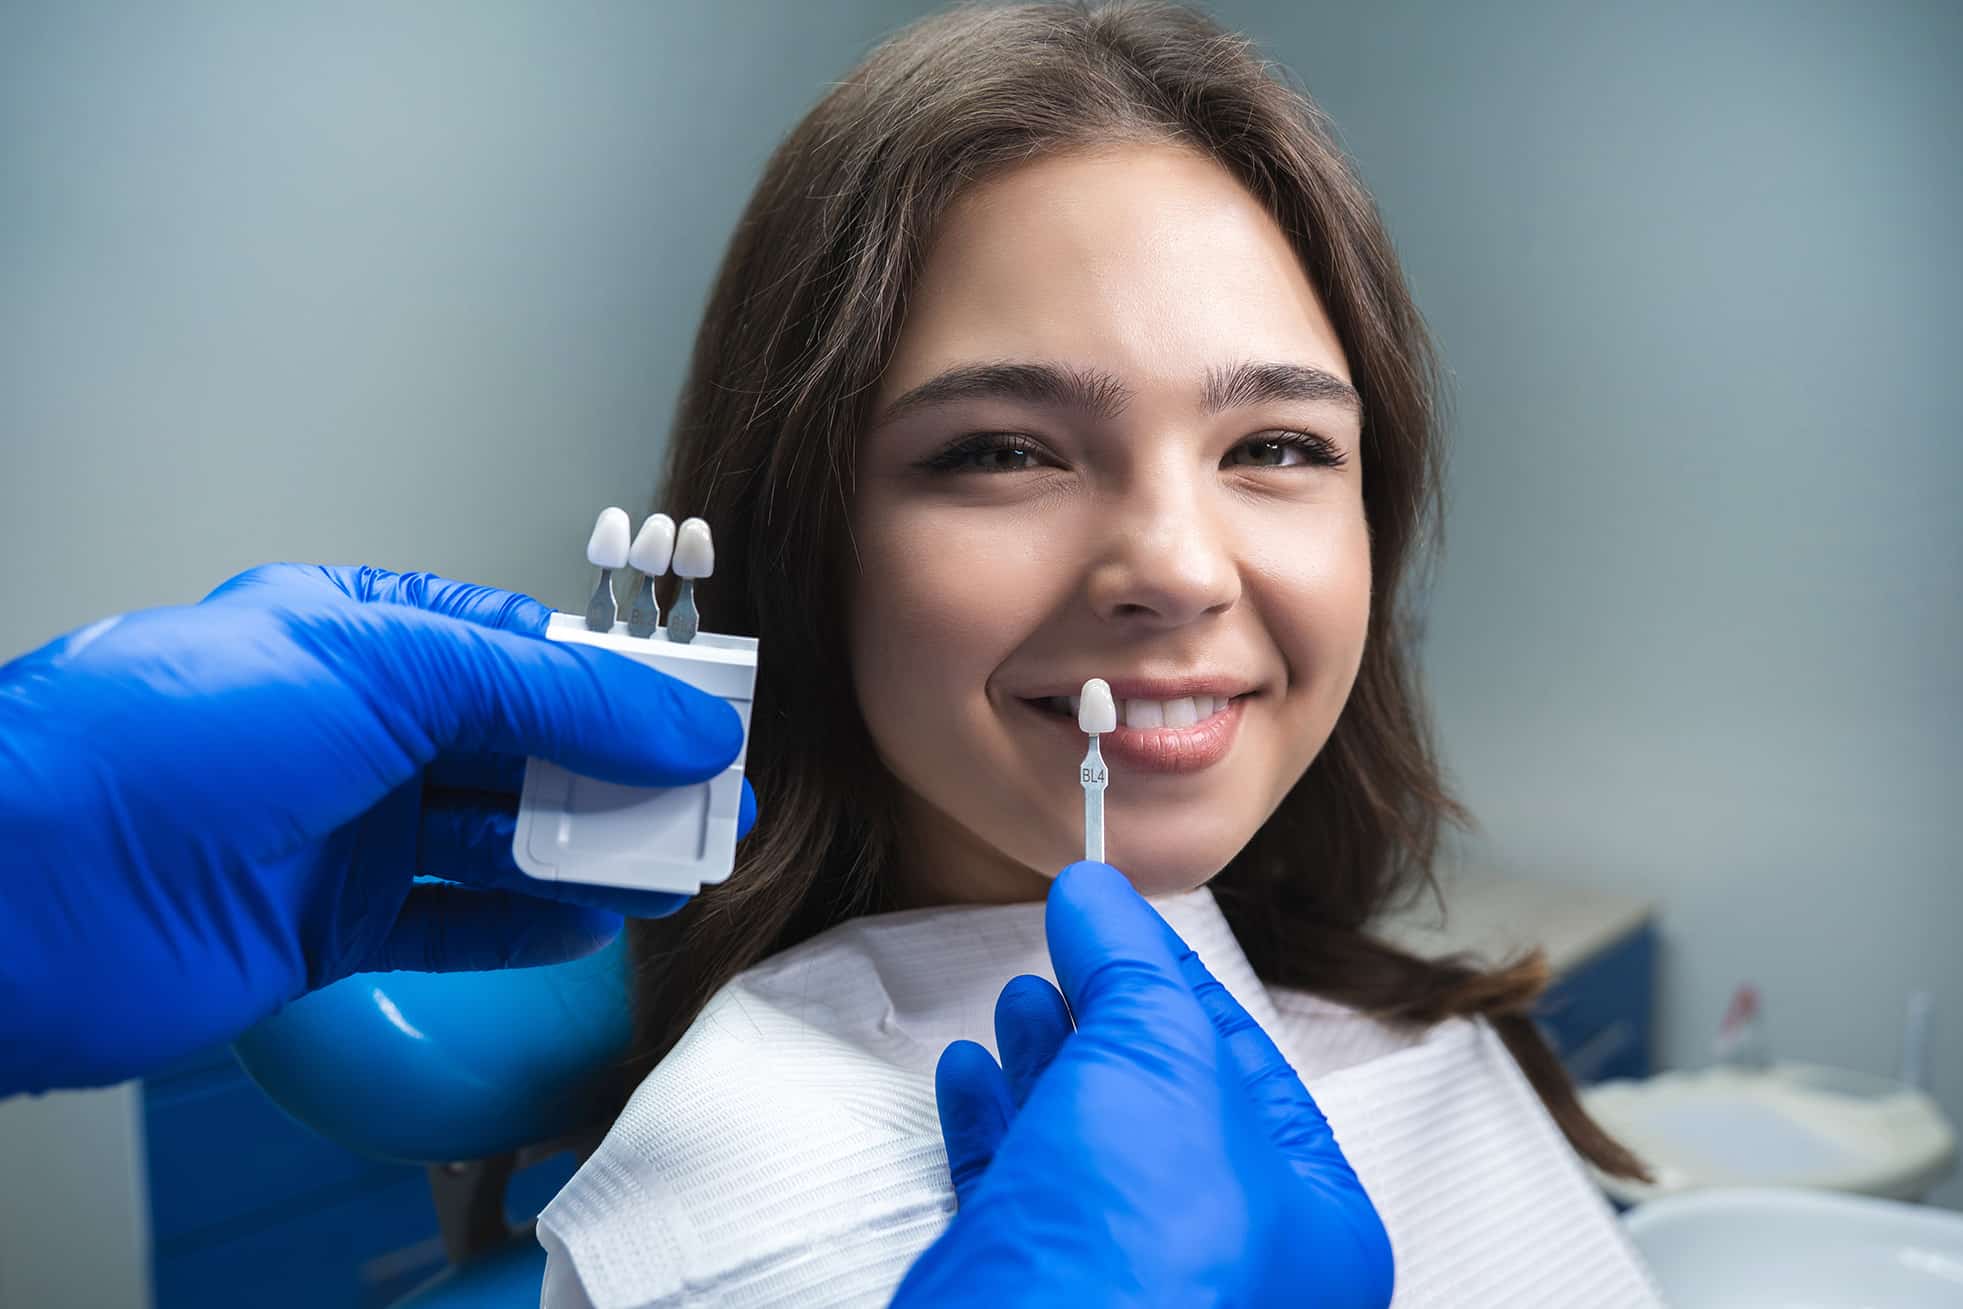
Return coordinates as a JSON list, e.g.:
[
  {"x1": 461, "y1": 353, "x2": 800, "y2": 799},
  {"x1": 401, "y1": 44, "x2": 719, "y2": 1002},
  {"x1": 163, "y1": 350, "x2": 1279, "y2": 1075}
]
[
  {"x1": 0, "y1": 563, "x2": 757, "y2": 1095},
  {"x1": 895, "y1": 861, "x2": 1393, "y2": 1308}
]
